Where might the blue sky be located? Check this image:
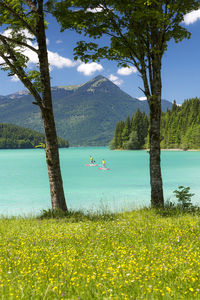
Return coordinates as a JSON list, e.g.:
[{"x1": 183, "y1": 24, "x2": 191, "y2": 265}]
[{"x1": 0, "y1": 9, "x2": 200, "y2": 104}]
